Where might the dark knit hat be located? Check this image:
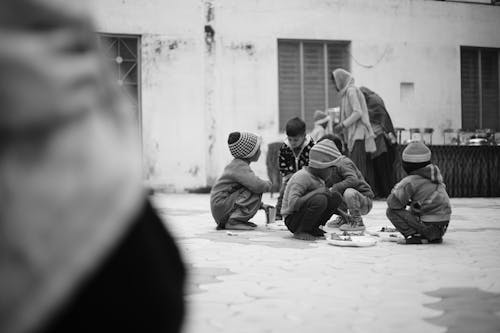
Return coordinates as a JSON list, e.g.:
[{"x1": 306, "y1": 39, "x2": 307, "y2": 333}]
[
  {"x1": 228, "y1": 132, "x2": 262, "y2": 159},
  {"x1": 402, "y1": 142, "x2": 431, "y2": 163},
  {"x1": 308, "y1": 139, "x2": 341, "y2": 169}
]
